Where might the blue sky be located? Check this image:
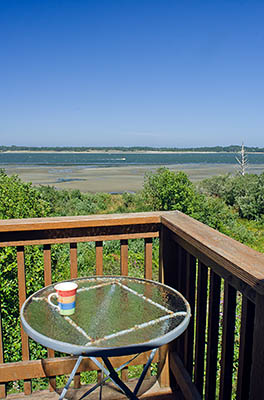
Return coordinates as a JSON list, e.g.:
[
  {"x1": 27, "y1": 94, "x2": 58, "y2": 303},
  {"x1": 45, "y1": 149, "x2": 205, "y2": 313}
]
[{"x1": 1, "y1": 0, "x2": 264, "y2": 148}]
